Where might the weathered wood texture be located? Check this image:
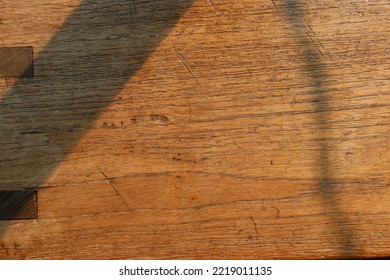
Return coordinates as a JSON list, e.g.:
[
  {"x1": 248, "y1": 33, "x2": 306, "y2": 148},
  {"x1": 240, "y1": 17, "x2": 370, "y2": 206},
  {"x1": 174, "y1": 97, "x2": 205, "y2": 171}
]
[{"x1": 0, "y1": 0, "x2": 389, "y2": 259}]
